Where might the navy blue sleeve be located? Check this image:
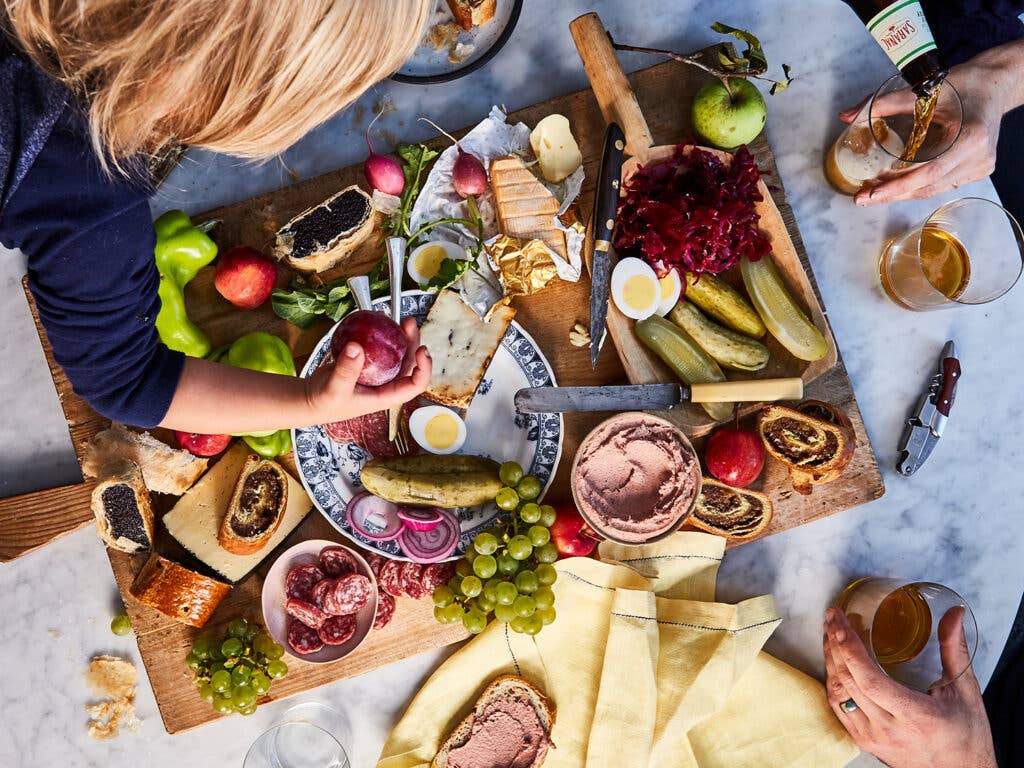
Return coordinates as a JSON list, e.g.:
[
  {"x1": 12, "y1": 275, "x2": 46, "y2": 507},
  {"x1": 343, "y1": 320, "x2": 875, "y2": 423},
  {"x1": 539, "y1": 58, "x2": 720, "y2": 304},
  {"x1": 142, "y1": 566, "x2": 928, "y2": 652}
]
[{"x1": 0, "y1": 105, "x2": 184, "y2": 428}]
